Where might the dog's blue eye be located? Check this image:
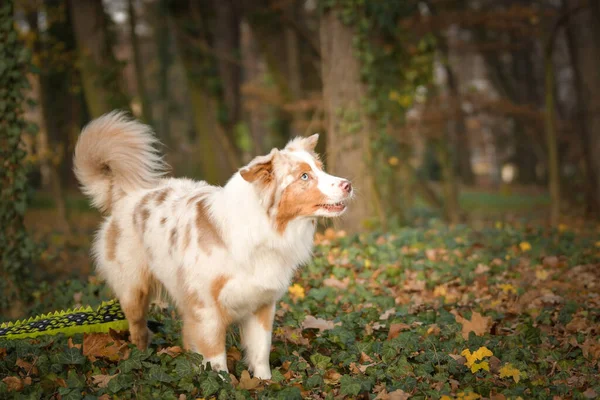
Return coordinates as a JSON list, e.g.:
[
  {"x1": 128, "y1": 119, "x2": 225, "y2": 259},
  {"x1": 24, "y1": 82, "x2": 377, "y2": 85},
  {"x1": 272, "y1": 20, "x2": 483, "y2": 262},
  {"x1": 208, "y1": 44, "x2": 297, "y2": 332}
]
[{"x1": 301, "y1": 173, "x2": 309, "y2": 181}]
